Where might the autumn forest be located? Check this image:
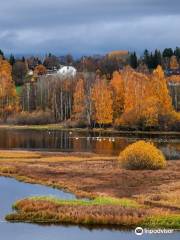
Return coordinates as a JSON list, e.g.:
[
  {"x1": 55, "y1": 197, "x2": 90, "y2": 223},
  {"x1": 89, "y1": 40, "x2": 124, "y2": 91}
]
[{"x1": 0, "y1": 48, "x2": 179, "y2": 131}]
